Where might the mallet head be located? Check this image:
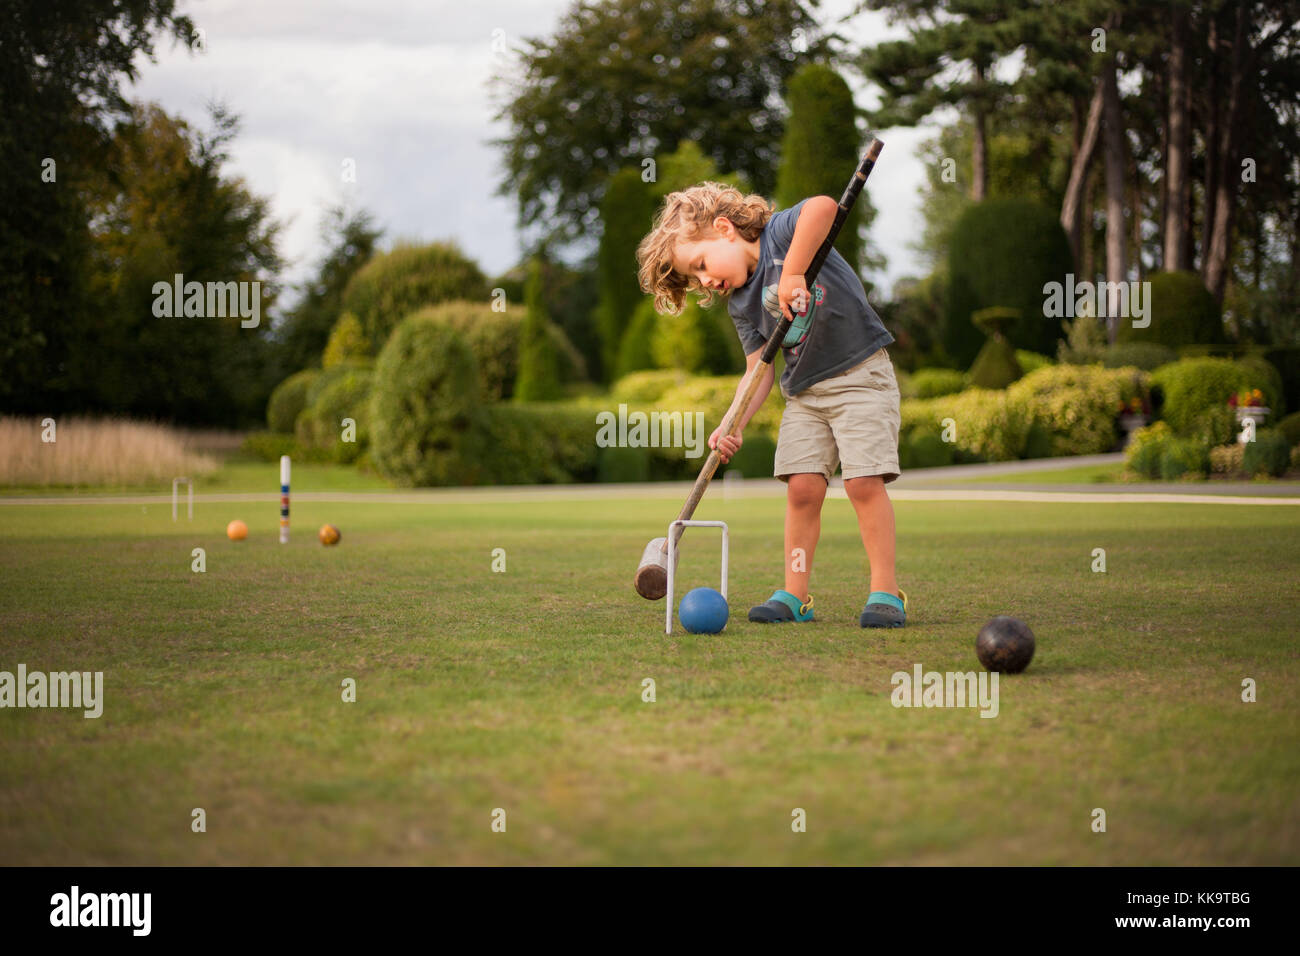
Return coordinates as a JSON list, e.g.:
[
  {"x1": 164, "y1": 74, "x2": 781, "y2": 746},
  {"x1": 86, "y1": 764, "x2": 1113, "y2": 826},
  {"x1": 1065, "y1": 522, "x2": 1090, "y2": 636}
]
[{"x1": 634, "y1": 536, "x2": 673, "y2": 601}]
